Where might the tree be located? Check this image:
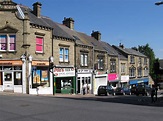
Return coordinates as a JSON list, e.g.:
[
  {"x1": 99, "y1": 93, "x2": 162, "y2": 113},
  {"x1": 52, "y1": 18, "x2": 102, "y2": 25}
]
[{"x1": 132, "y1": 44, "x2": 156, "y2": 78}]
